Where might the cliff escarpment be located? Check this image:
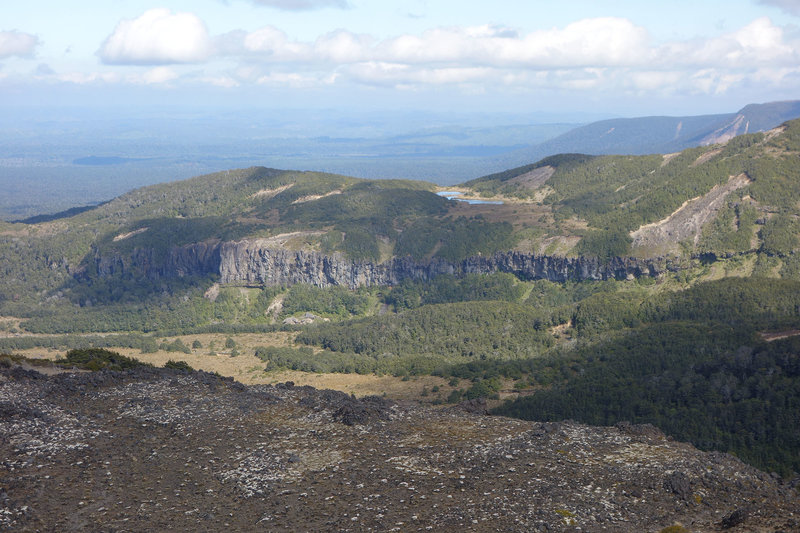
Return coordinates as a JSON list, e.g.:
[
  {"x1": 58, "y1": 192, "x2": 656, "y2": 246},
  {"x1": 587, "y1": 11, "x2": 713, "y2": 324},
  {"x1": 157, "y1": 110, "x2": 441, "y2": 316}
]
[
  {"x1": 93, "y1": 240, "x2": 222, "y2": 280},
  {"x1": 218, "y1": 241, "x2": 664, "y2": 288},
  {"x1": 92, "y1": 238, "x2": 666, "y2": 288}
]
